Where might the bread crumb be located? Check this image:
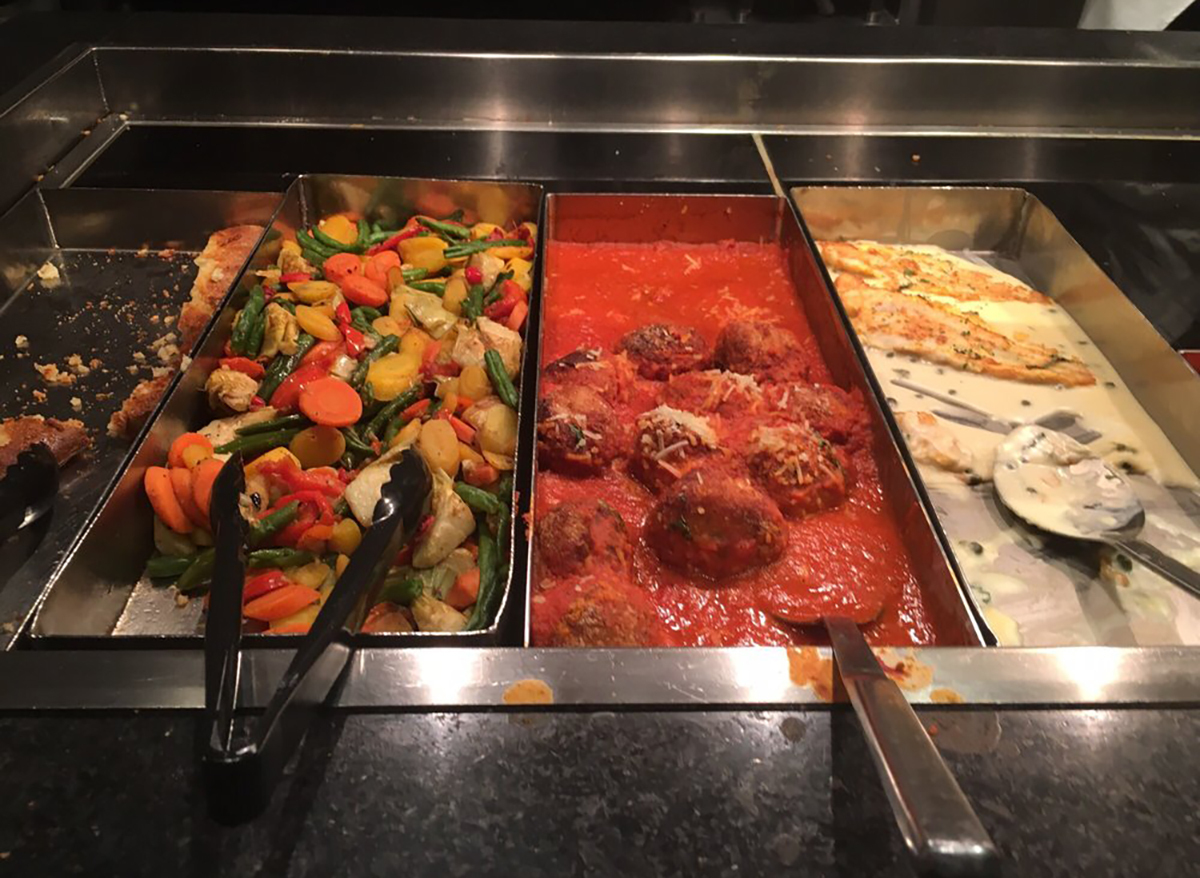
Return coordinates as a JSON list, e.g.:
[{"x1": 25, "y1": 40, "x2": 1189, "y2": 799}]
[
  {"x1": 126, "y1": 365, "x2": 139, "y2": 375},
  {"x1": 66, "y1": 354, "x2": 91, "y2": 377},
  {"x1": 33, "y1": 362, "x2": 75, "y2": 386},
  {"x1": 157, "y1": 344, "x2": 179, "y2": 364},
  {"x1": 175, "y1": 592, "x2": 190, "y2": 607},
  {"x1": 151, "y1": 366, "x2": 172, "y2": 378},
  {"x1": 36, "y1": 261, "x2": 60, "y2": 283},
  {"x1": 132, "y1": 351, "x2": 146, "y2": 362},
  {"x1": 14, "y1": 335, "x2": 27, "y2": 350},
  {"x1": 32, "y1": 389, "x2": 46, "y2": 402},
  {"x1": 70, "y1": 397, "x2": 83, "y2": 412}
]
